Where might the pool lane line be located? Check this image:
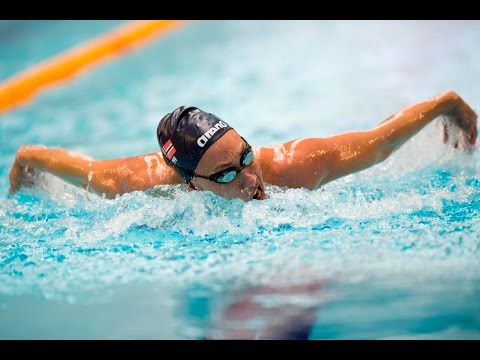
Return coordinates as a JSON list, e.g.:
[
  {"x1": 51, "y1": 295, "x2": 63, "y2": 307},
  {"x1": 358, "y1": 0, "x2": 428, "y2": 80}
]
[{"x1": 0, "y1": 20, "x2": 189, "y2": 115}]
